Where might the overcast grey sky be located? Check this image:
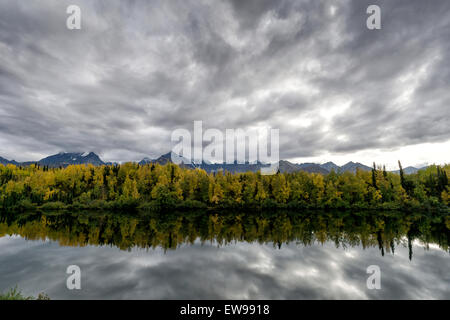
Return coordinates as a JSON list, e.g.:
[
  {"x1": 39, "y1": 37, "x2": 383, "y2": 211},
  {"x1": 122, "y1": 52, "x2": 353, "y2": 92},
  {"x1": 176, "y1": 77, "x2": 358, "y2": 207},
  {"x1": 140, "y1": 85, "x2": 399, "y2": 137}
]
[{"x1": 0, "y1": 0, "x2": 449, "y2": 168}]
